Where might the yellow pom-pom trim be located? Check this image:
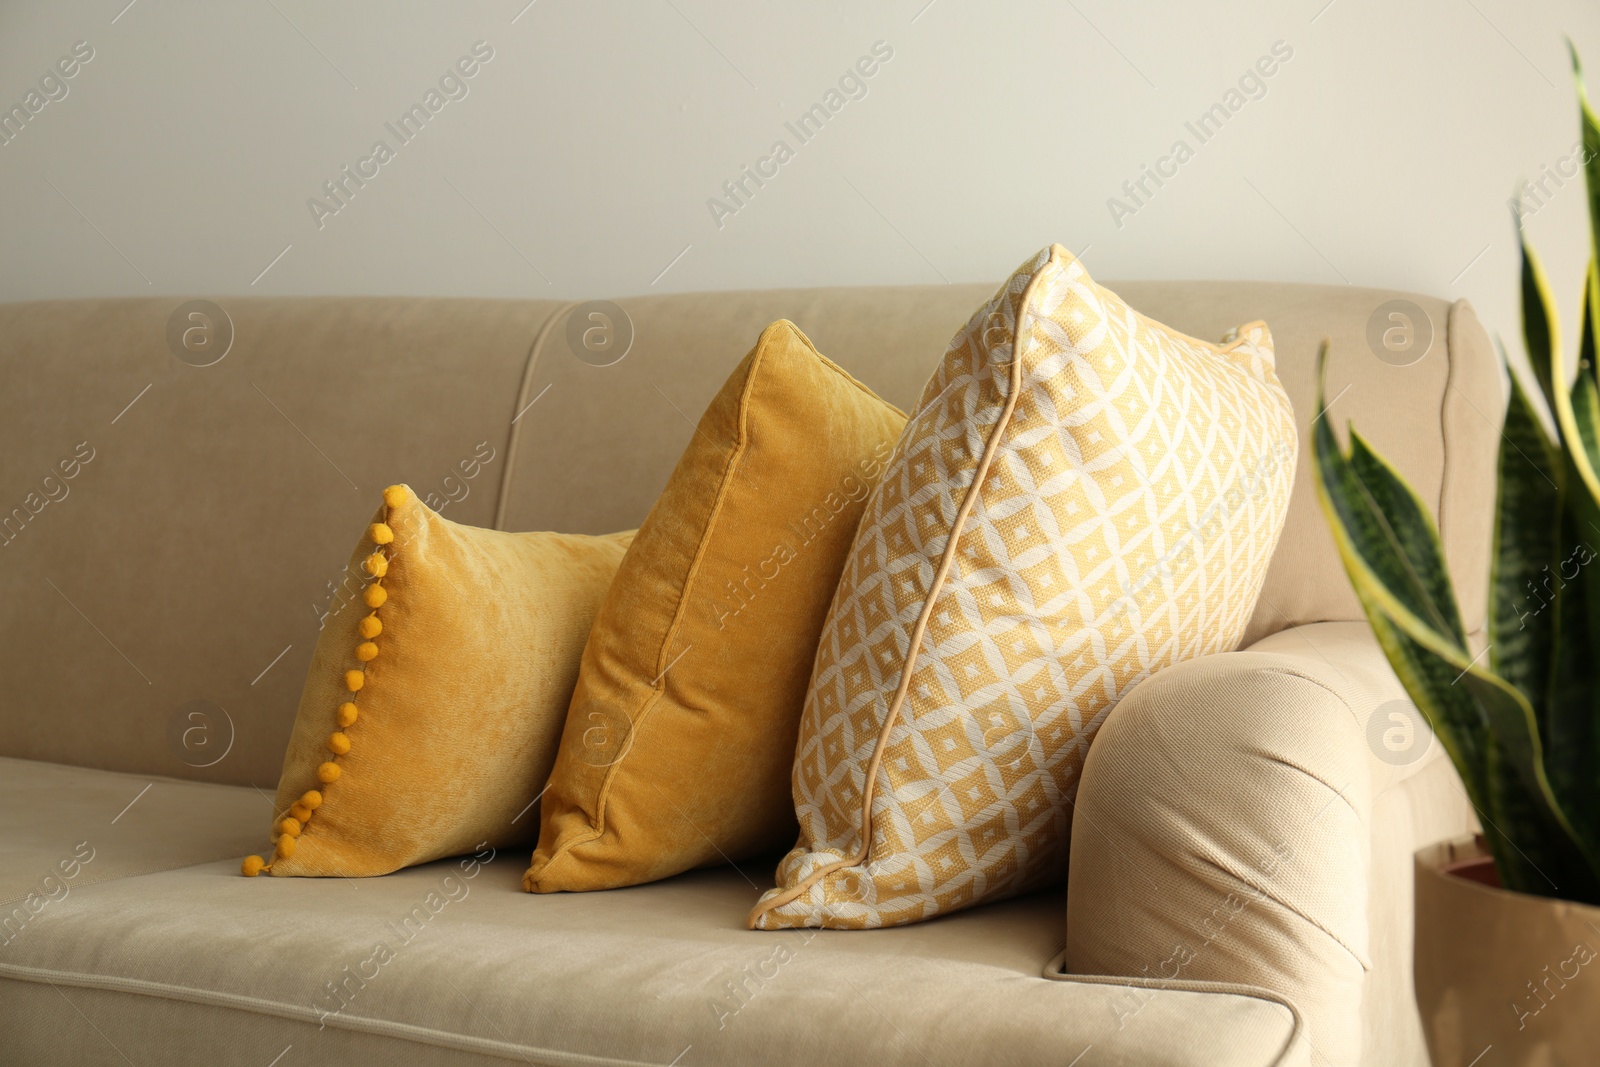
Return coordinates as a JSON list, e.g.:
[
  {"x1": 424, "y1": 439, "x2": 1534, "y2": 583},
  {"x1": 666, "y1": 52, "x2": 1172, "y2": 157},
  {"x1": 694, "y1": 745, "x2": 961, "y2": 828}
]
[{"x1": 255, "y1": 486, "x2": 400, "y2": 883}]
